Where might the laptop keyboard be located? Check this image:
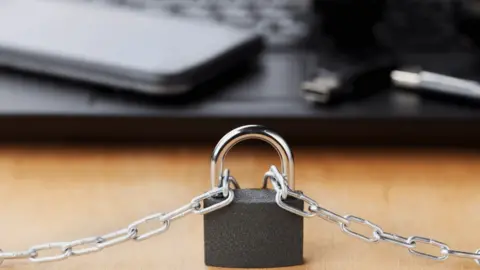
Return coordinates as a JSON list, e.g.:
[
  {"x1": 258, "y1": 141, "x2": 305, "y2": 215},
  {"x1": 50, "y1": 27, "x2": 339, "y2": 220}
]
[{"x1": 70, "y1": 0, "x2": 311, "y2": 46}]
